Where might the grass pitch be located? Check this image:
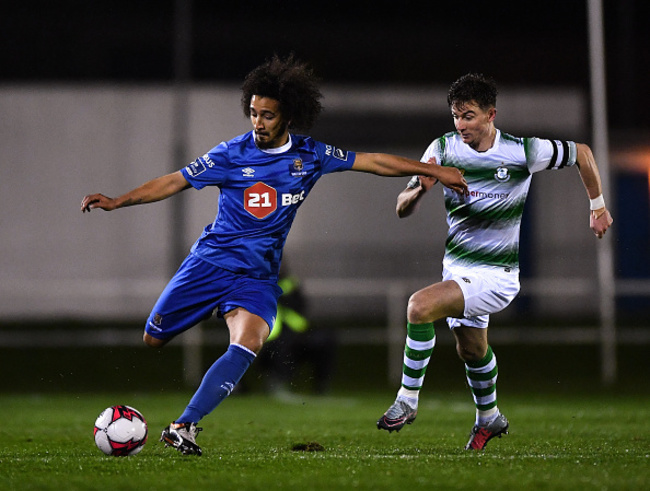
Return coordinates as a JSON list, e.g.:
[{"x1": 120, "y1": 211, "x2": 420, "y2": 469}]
[{"x1": 1, "y1": 391, "x2": 648, "y2": 490}]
